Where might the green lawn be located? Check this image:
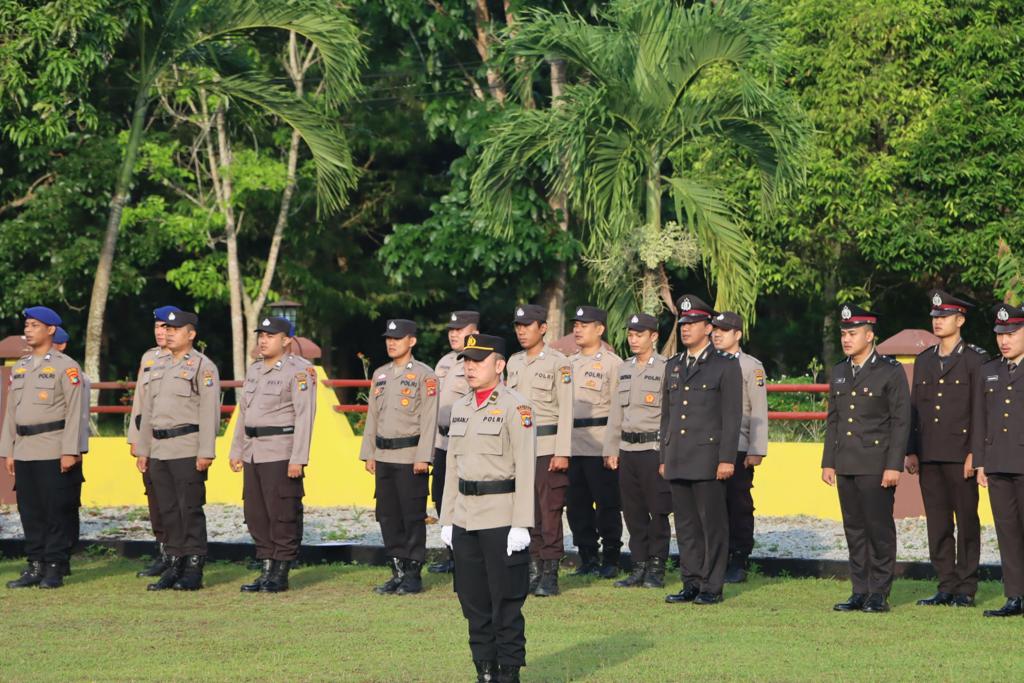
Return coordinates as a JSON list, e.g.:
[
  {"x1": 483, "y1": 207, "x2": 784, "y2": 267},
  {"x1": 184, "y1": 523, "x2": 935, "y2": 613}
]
[{"x1": 0, "y1": 555, "x2": 1020, "y2": 682}]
